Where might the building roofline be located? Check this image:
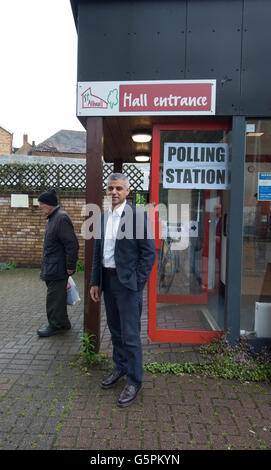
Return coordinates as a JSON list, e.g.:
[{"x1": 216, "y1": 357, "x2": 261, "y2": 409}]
[
  {"x1": 70, "y1": 0, "x2": 78, "y2": 31},
  {"x1": 0, "y1": 125, "x2": 13, "y2": 135}
]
